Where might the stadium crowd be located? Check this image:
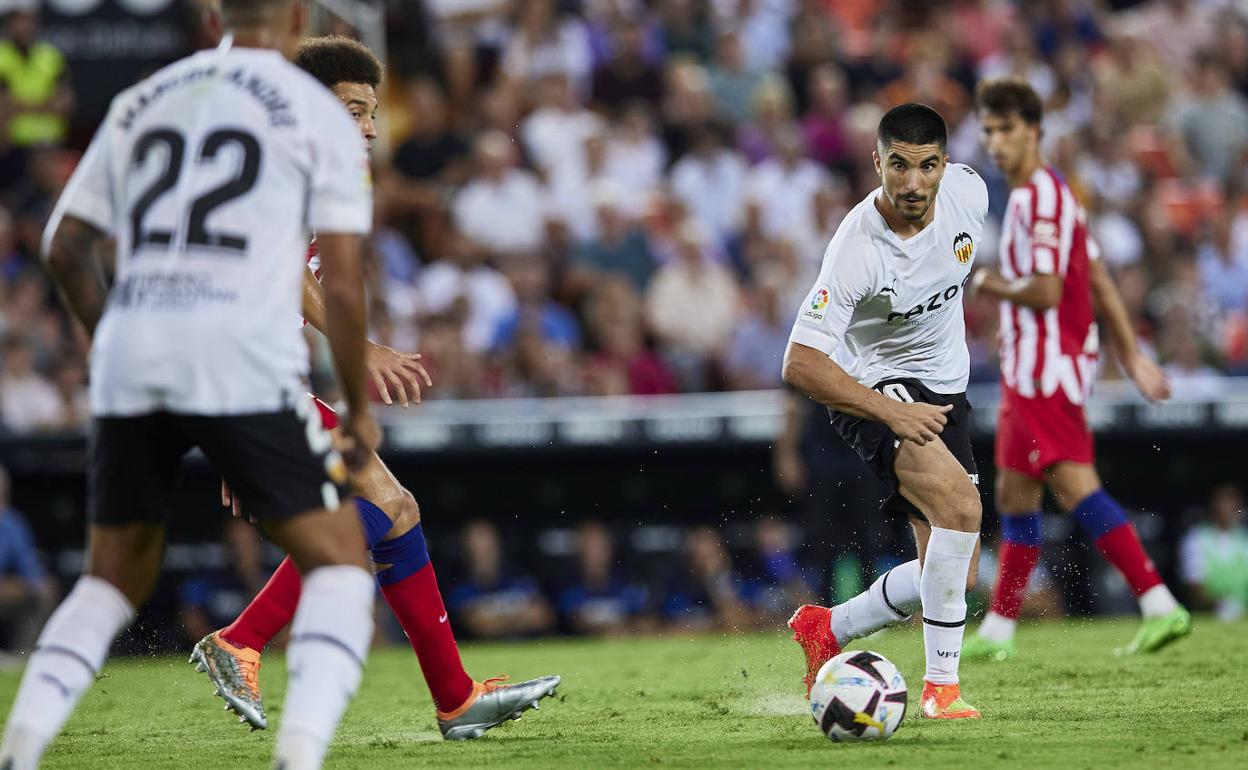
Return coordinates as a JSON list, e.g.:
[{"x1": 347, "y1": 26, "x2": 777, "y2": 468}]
[{"x1": 0, "y1": 0, "x2": 1246, "y2": 431}]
